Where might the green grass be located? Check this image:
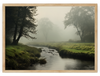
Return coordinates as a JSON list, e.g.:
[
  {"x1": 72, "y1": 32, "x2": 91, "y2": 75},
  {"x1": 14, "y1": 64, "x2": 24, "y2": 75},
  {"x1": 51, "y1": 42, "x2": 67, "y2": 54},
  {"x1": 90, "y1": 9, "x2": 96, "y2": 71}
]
[
  {"x1": 31, "y1": 42, "x2": 95, "y2": 52},
  {"x1": 61, "y1": 43, "x2": 94, "y2": 53},
  {"x1": 64, "y1": 48, "x2": 90, "y2": 53},
  {"x1": 5, "y1": 44, "x2": 42, "y2": 70}
]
